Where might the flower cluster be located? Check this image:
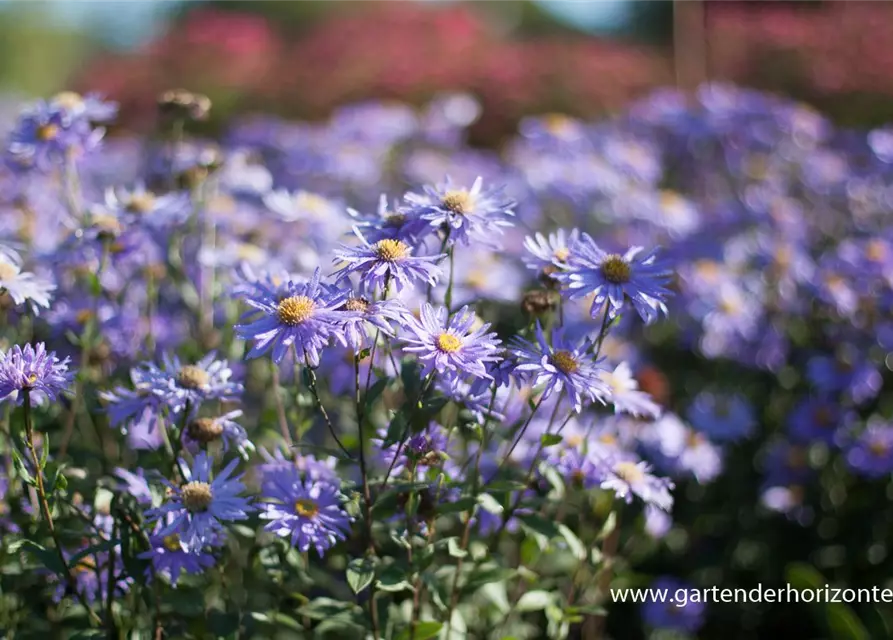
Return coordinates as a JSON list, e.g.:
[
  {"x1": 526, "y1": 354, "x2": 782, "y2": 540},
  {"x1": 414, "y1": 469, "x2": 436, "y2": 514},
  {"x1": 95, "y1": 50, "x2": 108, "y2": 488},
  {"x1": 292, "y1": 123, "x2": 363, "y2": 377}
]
[{"x1": 5, "y1": 78, "x2": 893, "y2": 639}]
